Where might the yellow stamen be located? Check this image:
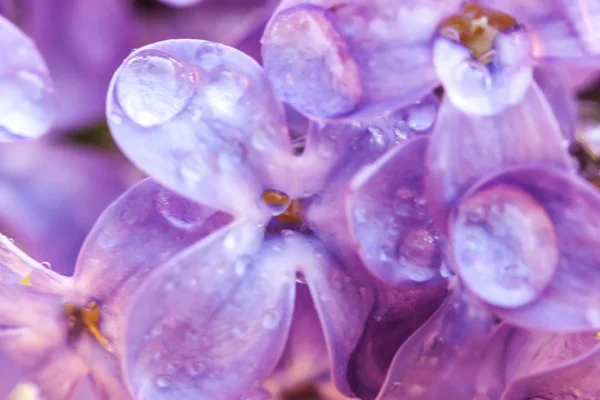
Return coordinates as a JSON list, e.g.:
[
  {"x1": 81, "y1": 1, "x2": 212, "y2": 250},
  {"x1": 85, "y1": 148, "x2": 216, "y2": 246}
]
[
  {"x1": 64, "y1": 302, "x2": 114, "y2": 353},
  {"x1": 440, "y1": 3, "x2": 517, "y2": 63},
  {"x1": 19, "y1": 273, "x2": 32, "y2": 287}
]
